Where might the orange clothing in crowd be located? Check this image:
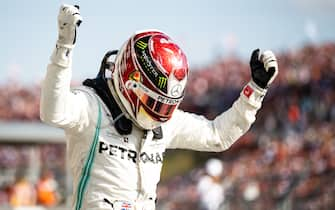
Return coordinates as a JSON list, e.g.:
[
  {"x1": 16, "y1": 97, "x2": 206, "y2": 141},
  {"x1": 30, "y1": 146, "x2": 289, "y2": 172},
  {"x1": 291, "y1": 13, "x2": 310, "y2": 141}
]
[
  {"x1": 9, "y1": 179, "x2": 36, "y2": 207},
  {"x1": 37, "y1": 176, "x2": 59, "y2": 206}
]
